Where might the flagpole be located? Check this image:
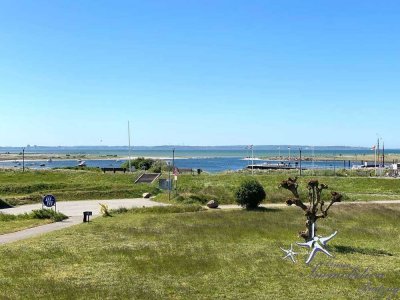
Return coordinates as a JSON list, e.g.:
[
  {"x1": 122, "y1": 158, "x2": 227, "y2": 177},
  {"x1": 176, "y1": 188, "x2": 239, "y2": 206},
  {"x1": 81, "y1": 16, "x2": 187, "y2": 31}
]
[
  {"x1": 374, "y1": 145, "x2": 377, "y2": 176},
  {"x1": 251, "y1": 145, "x2": 254, "y2": 175},
  {"x1": 128, "y1": 121, "x2": 132, "y2": 172}
]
